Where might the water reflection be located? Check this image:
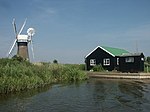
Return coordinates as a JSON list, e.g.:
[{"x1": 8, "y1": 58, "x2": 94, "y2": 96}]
[
  {"x1": 0, "y1": 85, "x2": 51, "y2": 112},
  {"x1": 117, "y1": 80, "x2": 147, "y2": 111},
  {"x1": 1, "y1": 79, "x2": 150, "y2": 112},
  {"x1": 92, "y1": 79, "x2": 150, "y2": 112},
  {"x1": 0, "y1": 85, "x2": 52, "y2": 101},
  {"x1": 92, "y1": 79, "x2": 121, "y2": 112}
]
